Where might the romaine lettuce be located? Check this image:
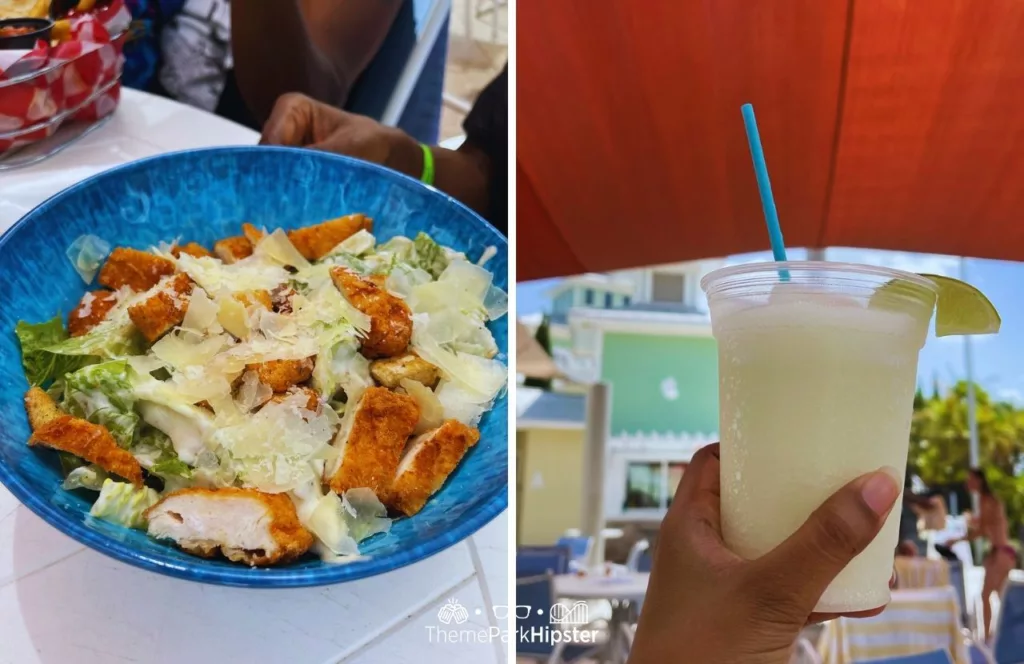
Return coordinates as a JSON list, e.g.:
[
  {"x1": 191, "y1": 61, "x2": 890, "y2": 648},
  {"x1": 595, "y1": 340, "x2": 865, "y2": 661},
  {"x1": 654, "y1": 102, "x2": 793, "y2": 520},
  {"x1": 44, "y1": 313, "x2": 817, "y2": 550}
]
[
  {"x1": 89, "y1": 479, "x2": 160, "y2": 529},
  {"x1": 62, "y1": 360, "x2": 138, "y2": 448},
  {"x1": 63, "y1": 465, "x2": 109, "y2": 491},
  {"x1": 411, "y1": 232, "x2": 449, "y2": 278},
  {"x1": 15, "y1": 316, "x2": 90, "y2": 386}
]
